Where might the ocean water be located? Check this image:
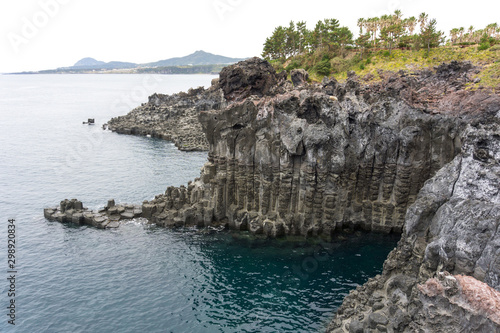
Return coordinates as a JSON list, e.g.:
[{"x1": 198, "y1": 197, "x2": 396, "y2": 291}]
[{"x1": 0, "y1": 74, "x2": 399, "y2": 333}]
